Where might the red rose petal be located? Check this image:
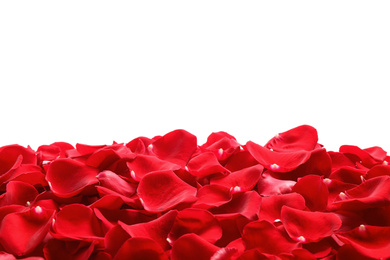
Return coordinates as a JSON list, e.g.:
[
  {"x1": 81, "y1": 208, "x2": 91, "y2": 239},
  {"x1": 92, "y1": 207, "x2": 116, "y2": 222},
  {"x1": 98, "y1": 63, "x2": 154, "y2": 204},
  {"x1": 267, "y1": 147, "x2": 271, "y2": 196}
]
[
  {"x1": 224, "y1": 150, "x2": 259, "y2": 172},
  {"x1": 43, "y1": 239, "x2": 96, "y2": 260},
  {"x1": 151, "y1": 129, "x2": 197, "y2": 167},
  {"x1": 138, "y1": 170, "x2": 197, "y2": 212},
  {"x1": 119, "y1": 210, "x2": 178, "y2": 250},
  {"x1": 257, "y1": 172, "x2": 296, "y2": 196},
  {"x1": 0, "y1": 181, "x2": 38, "y2": 207},
  {"x1": 242, "y1": 220, "x2": 299, "y2": 255},
  {"x1": 96, "y1": 170, "x2": 136, "y2": 198},
  {"x1": 187, "y1": 152, "x2": 230, "y2": 179},
  {"x1": 52, "y1": 204, "x2": 104, "y2": 240},
  {"x1": 329, "y1": 167, "x2": 366, "y2": 185},
  {"x1": 104, "y1": 225, "x2": 131, "y2": 258},
  {"x1": 46, "y1": 158, "x2": 99, "y2": 198},
  {"x1": 281, "y1": 206, "x2": 342, "y2": 242},
  {"x1": 126, "y1": 154, "x2": 180, "y2": 181},
  {"x1": 0, "y1": 206, "x2": 55, "y2": 256},
  {"x1": 210, "y1": 165, "x2": 263, "y2": 193},
  {"x1": 367, "y1": 164, "x2": 390, "y2": 179},
  {"x1": 333, "y1": 175, "x2": 390, "y2": 210},
  {"x1": 168, "y1": 208, "x2": 222, "y2": 244},
  {"x1": 193, "y1": 184, "x2": 232, "y2": 209},
  {"x1": 201, "y1": 132, "x2": 240, "y2": 162},
  {"x1": 336, "y1": 225, "x2": 390, "y2": 259},
  {"x1": 265, "y1": 125, "x2": 319, "y2": 152},
  {"x1": 246, "y1": 141, "x2": 311, "y2": 172},
  {"x1": 340, "y1": 145, "x2": 384, "y2": 168},
  {"x1": 258, "y1": 193, "x2": 306, "y2": 223},
  {"x1": 291, "y1": 175, "x2": 329, "y2": 211},
  {"x1": 113, "y1": 237, "x2": 168, "y2": 260},
  {"x1": 171, "y1": 233, "x2": 220, "y2": 260},
  {"x1": 210, "y1": 191, "x2": 262, "y2": 220}
]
